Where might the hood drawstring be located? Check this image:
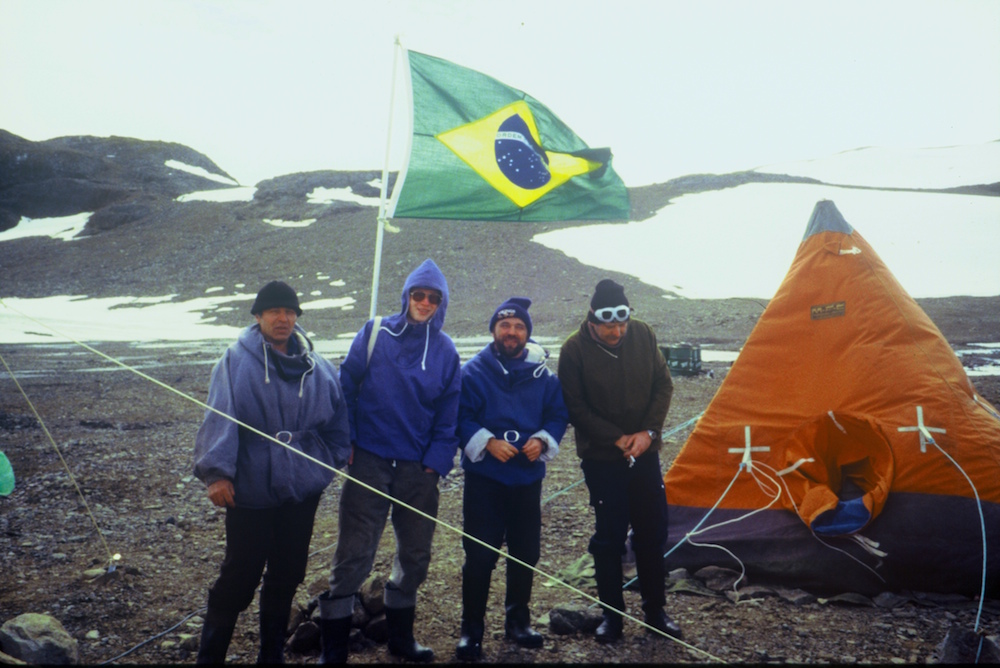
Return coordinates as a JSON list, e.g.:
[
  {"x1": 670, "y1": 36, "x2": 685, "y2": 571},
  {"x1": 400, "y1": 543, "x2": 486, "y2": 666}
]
[
  {"x1": 421, "y1": 326, "x2": 429, "y2": 371},
  {"x1": 296, "y1": 331, "x2": 315, "y2": 398},
  {"x1": 262, "y1": 331, "x2": 315, "y2": 395},
  {"x1": 299, "y1": 353, "x2": 315, "y2": 398},
  {"x1": 492, "y1": 344, "x2": 549, "y2": 379},
  {"x1": 262, "y1": 341, "x2": 271, "y2": 384},
  {"x1": 494, "y1": 355, "x2": 509, "y2": 376},
  {"x1": 382, "y1": 320, "x2": 429, "y2": 372}
]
